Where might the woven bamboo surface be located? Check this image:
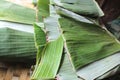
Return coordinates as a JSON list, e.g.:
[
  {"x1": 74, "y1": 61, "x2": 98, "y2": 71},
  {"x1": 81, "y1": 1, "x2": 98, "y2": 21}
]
[{"x1": 0, "y1": 62, "x2": 31, "y2": 80}]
